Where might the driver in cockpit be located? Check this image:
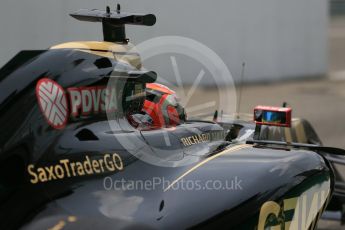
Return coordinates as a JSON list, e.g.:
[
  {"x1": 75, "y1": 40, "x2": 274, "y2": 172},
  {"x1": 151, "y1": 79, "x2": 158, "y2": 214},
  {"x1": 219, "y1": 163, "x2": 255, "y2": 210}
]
[{"x1": 130, "y1": 83, "x2": 186, "y2": 129}]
